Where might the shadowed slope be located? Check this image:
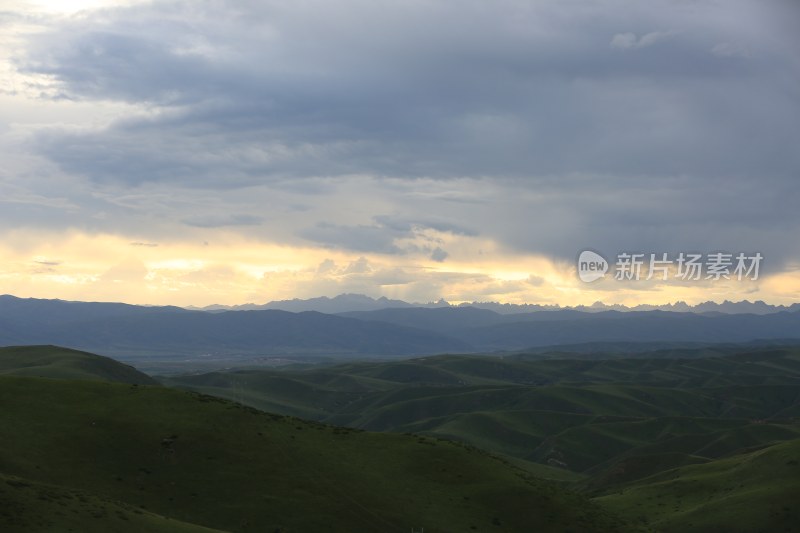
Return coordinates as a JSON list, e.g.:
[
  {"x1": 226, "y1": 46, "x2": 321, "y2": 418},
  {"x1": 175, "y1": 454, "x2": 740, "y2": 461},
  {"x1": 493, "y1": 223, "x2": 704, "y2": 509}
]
[
  {"x1": 594, "y1": 439, "x2": 800, "y2": 532},
  {"x1": 0, "y1": 375, "x2": 632, "y2": 532}
]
